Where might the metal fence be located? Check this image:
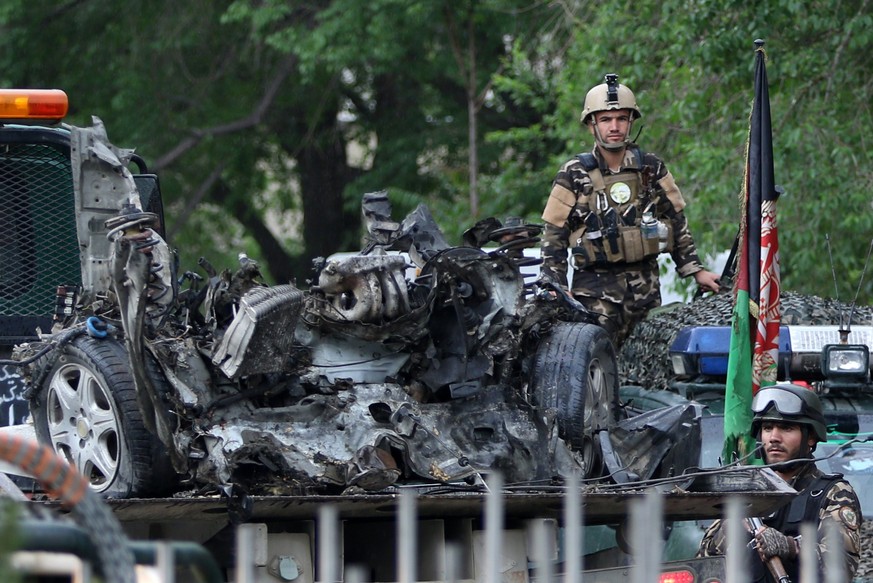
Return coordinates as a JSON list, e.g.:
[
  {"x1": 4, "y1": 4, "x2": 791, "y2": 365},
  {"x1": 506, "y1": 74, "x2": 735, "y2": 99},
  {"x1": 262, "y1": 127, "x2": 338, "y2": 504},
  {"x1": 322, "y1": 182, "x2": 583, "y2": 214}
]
[{"x1": 234, "y1": 471, "x2": 850, "y2": 583}]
